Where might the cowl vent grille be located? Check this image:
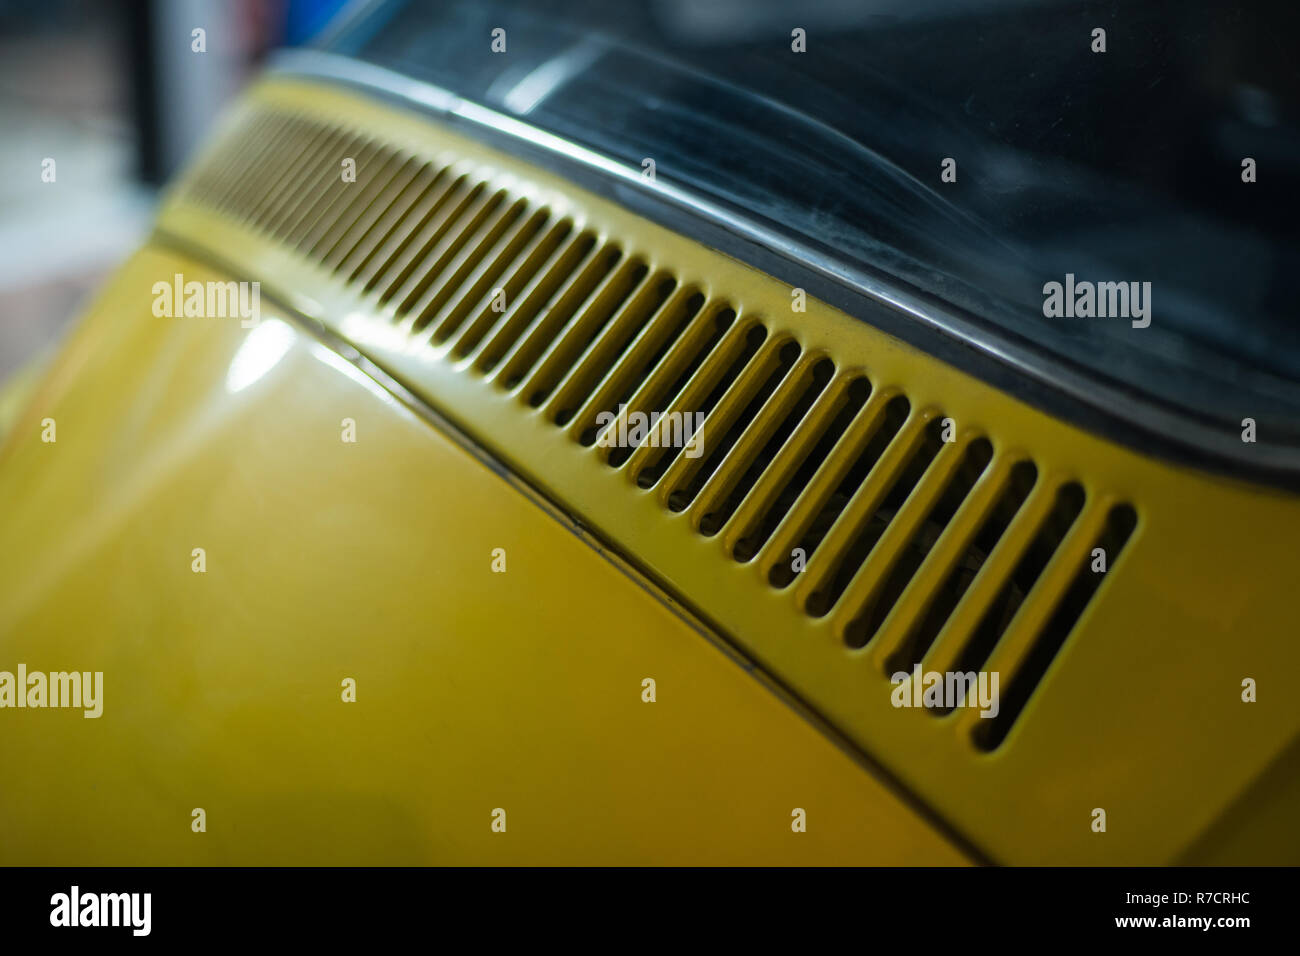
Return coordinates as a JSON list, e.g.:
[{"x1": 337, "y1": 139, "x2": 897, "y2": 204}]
[{"x1": 164, "y1": 90, "x2": 1142, "y2": 770}]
